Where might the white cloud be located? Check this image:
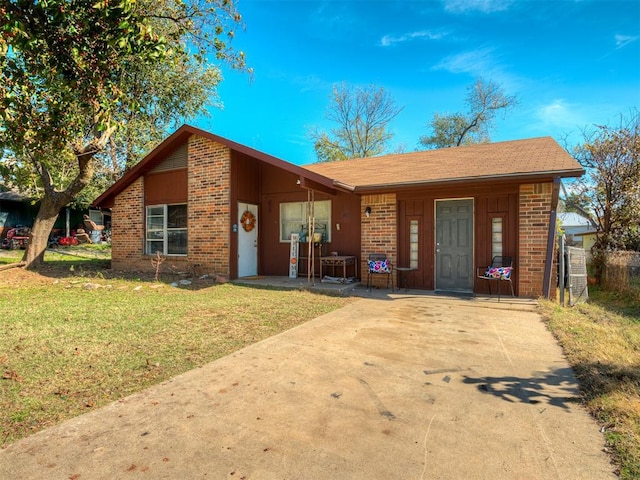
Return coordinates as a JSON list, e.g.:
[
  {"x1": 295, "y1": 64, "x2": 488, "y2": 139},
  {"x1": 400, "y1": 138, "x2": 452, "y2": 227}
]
[
  {"x1": 432, "y1": 48, "x2": 495, "y2": 76},
  {"x1": 380, "y1": 30, "x2": 447, "y2": 47},
  {"x1": 615, "y1": 34, "x2": 638, "y2": 49},
  {"x1": 442, "y1": 0, "x2": 515, "y2": 14},
  {"x1": 534, "y1": 100, "x2": 587, "y2": 132}
]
